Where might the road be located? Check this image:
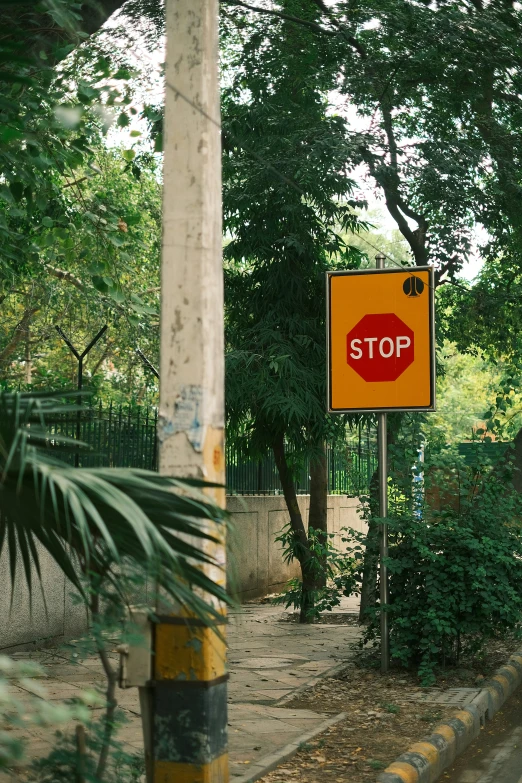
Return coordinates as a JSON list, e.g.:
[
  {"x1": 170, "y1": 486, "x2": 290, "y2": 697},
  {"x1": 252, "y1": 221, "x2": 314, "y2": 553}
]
[{"x1": 443, "y1": 690, "x2": 522, "y2": 783}]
